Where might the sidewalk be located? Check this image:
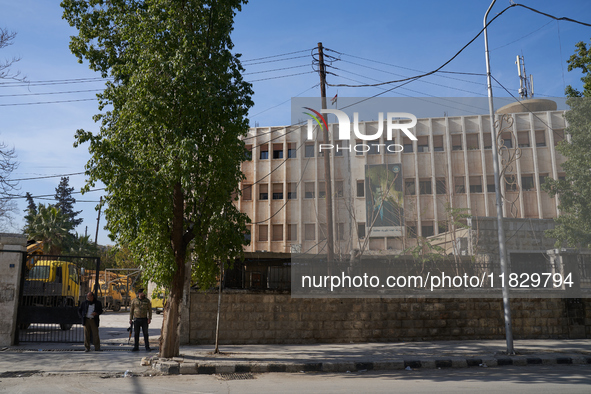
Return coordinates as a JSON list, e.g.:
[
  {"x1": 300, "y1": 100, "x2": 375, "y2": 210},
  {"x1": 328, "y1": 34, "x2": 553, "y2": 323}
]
[{"x1": 2, "y1": 339, "x2": 591, "y2": 376}]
